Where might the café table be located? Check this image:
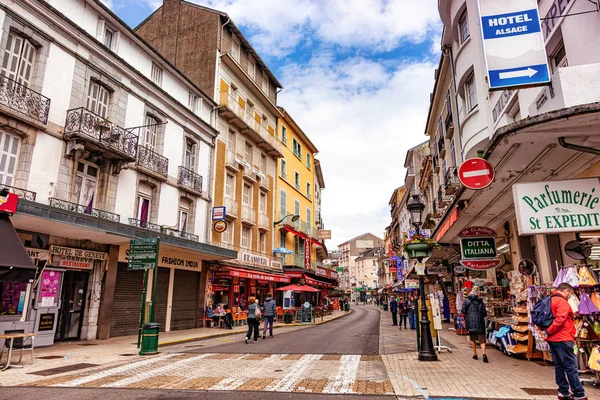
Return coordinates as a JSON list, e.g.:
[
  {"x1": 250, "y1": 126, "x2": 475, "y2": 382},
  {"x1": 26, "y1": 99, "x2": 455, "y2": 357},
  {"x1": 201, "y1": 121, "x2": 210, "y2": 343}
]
[{"x1": 0, "y1": 332, "x2": 36, "y2": 371}]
